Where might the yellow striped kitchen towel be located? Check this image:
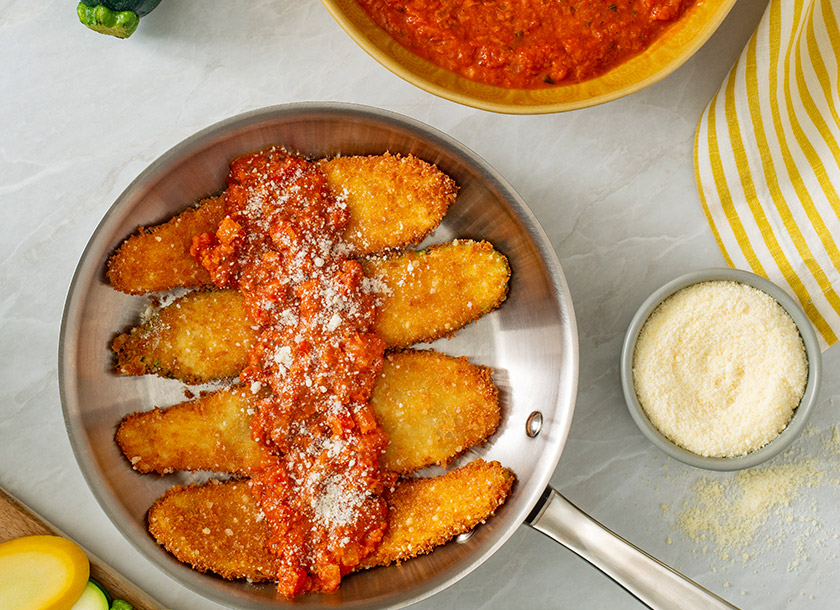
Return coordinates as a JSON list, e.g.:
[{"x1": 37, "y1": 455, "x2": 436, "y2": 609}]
[{"x1": 694, "y1": 0, "x2": 840, "y2": 349}]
